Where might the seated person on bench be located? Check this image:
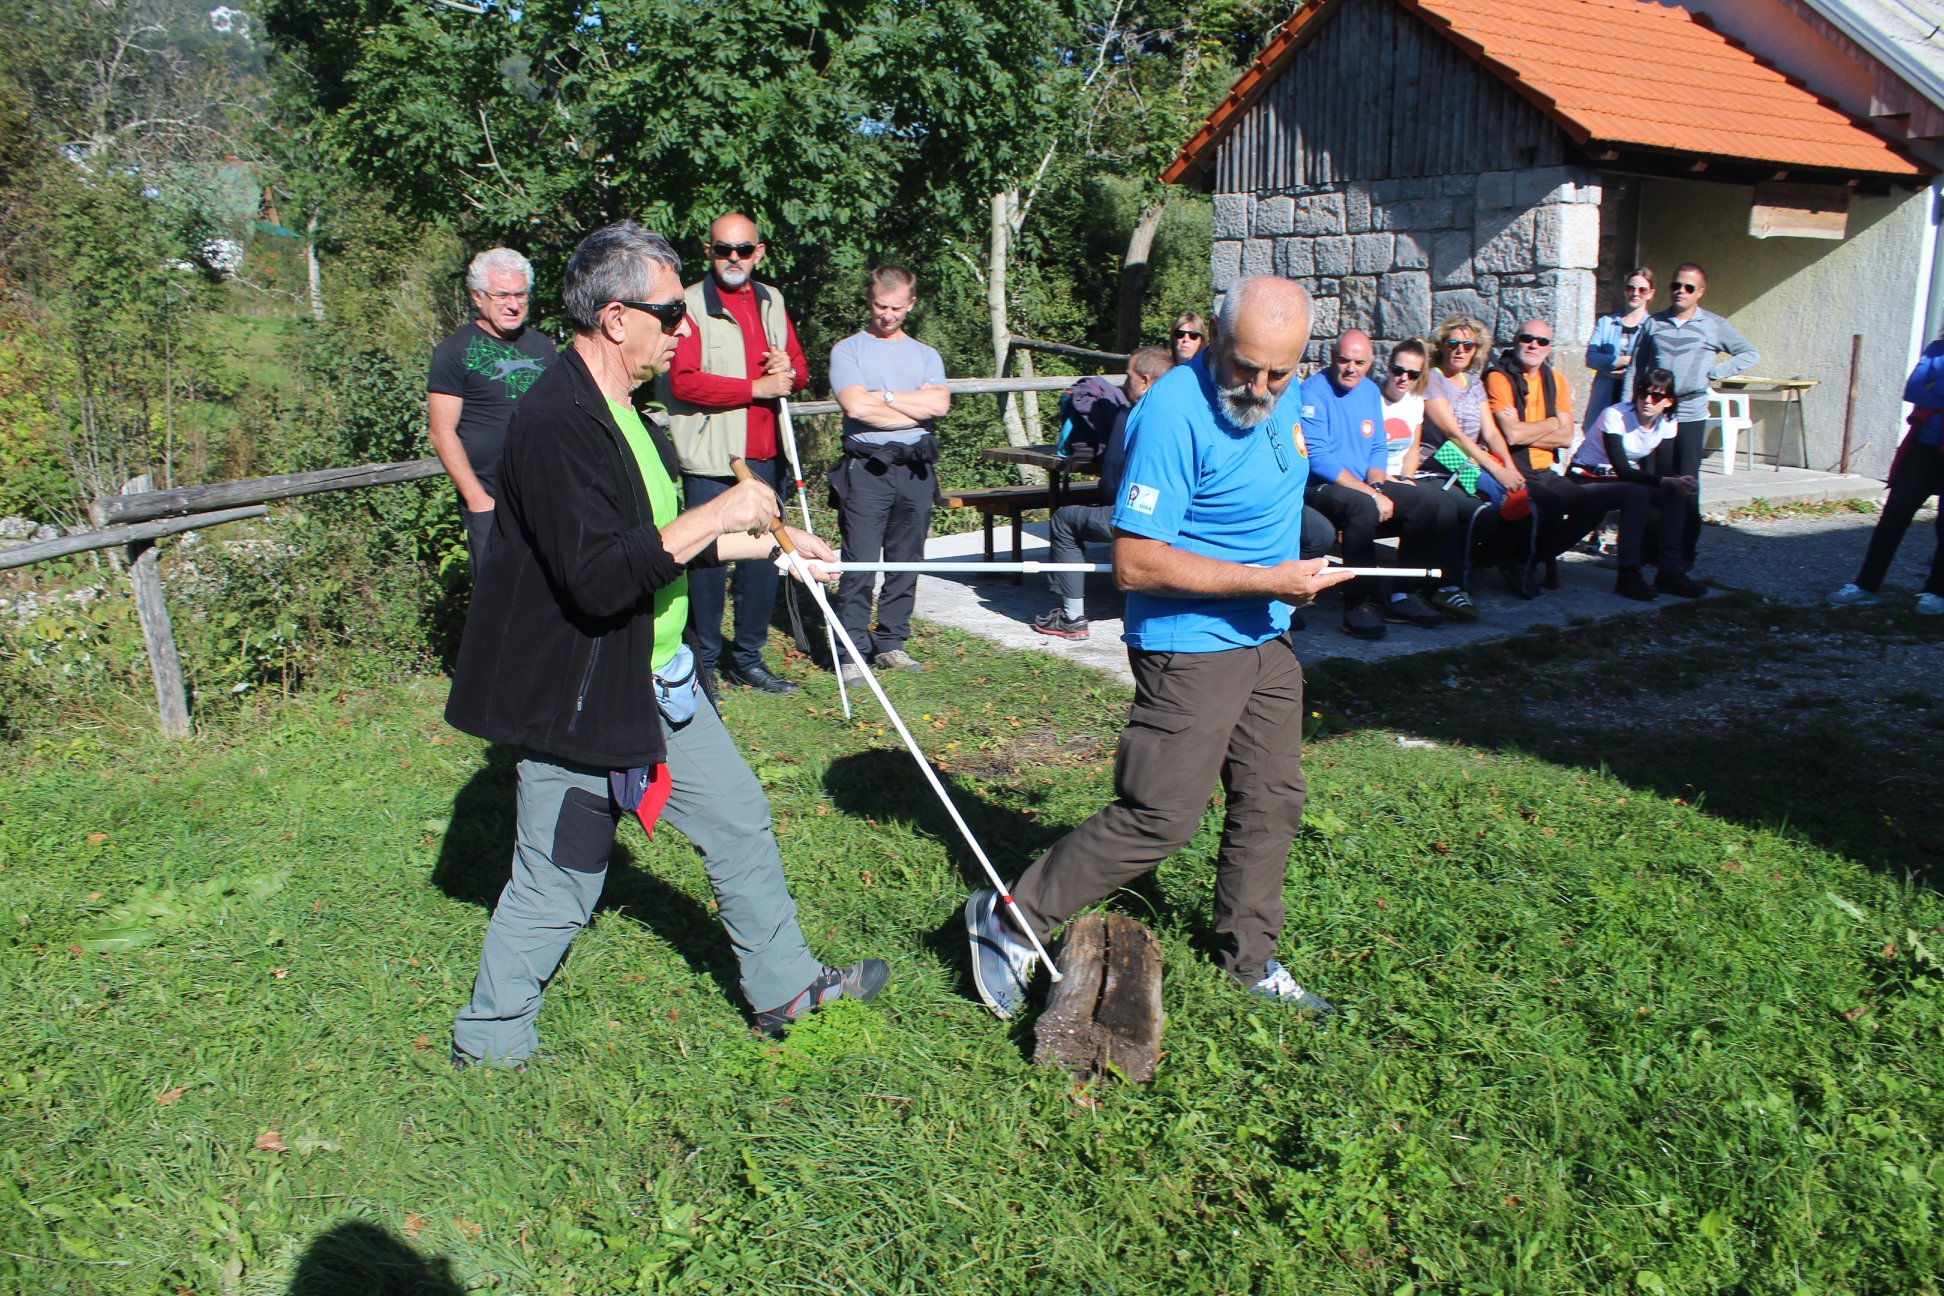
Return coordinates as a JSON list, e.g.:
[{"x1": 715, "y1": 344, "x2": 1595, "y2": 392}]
[
  {"x1": 1565, "y1": 367, "x2": 1693, "y2": 601},
  {"x1": 1031, "y1": 346, "x2": 1174, "y2": 639}
]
